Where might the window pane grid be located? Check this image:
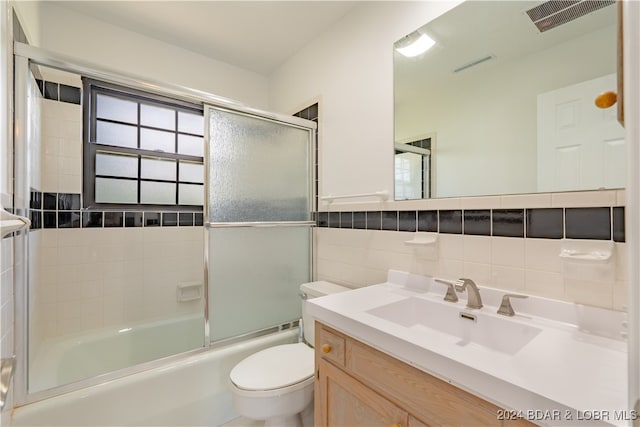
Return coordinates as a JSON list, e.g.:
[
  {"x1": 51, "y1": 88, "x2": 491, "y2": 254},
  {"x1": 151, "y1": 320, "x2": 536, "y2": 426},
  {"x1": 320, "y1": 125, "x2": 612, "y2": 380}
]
[{"x1": 85, "y1": 80, "x2": 204, "y2": 209}]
